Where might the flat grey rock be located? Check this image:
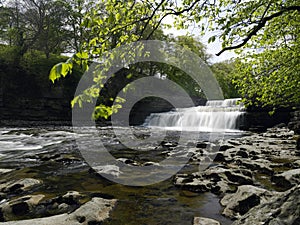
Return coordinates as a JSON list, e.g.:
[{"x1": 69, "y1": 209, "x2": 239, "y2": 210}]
[{"x1": 1, "y1": 197, "x2": 116, "y2": 225}]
